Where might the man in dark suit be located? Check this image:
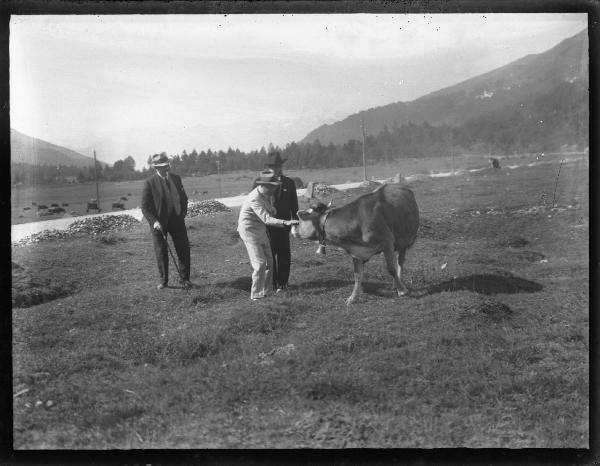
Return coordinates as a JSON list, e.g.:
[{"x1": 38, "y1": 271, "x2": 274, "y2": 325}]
[
  {"x1": 141, "y1": 152, "x2": 192, "y2": 289},
  {"x1": 252, "y1": 152, "x2": 299, "y2": 292}
]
